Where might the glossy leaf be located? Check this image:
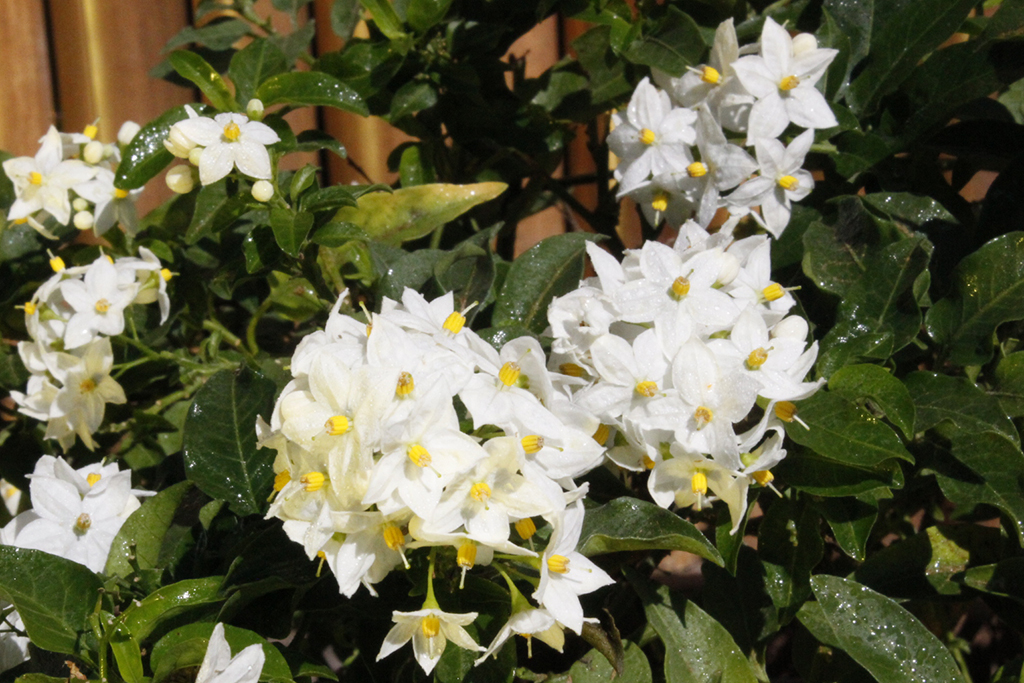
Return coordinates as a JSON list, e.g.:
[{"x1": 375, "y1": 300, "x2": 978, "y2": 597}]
[
  {"x1": 904, "y1": 371, "x2": 1019, "y2": 446},
  {"x1": 300, "y1": 186, "x2": 360, "y2": 213},
  {"x1": 926, "y1": 232, "x2": 1024, "y2": 366},
  {"x1": 330, "y1": 182, "x2": 506, "y2": 246},
  {"x1": 622, "y1": 7, "x2": 704, "y2": 77},
  {"x1": 120, "y1": 577, "x2": 224, "y2": 642},
  {"x1": 111, "y1": 628, "x2": 145, "y2": 683},
  {"x1": 115, "y1": 105, "x2": 211, "y2": 190},
  {"x1": 0, "y1": 546, "x2": 102, "y2": 655},
  {"x1": 182, "y1": 367, "x2": 277, "y2": 516},
  {"x1": 702, "y1": 547, "x2": 779, "y2": 653},
  {"x1": 493, "y1": 233, "x2": 600, "y2": 335},
  {"x1": 577, "y1": 497, "x2": 723, "y2": 566},
  {"x1": 812, "y1": 491, "x2": 886, "y2": 561},
  {"x1": 309, "y1": 221, "x2": 366, "y2": 248},
  {"x1": 759, "y1": 499, "x2": 824, "y2": 623},
  {"x1": 255, "y1": 72, "x2": 368, "y2": 115},
  {"x1": 775, "y1": 447, "x2": 904, "y2": 497},
  {"x1": 229, "y1": 39, "x2": 289, "y2": 104},
  {"x1": 566, "y1": 642, "x2": 653, "y2": 683},
  {"x1": 106, "y1": 481, "x2": 194, "y2": 578},
  {"x1": 151, "y1": 622, "x2": 292, "y2": 683},
  {"x1": 994, "y1": 352, "x2": 1024, "y2": 417},
  {"x1": 185, "y1": 180, "x2": 251, "y2": 244},
  {"x1": 861, "y1": 192, "x2": 957, "y2": 228},
  {"x1": 389, "y1": 81, "x2": 437, "y2": 121},
  {"x1": 810, "y1": 575, "x2": 967, "y2": 682},
  {"x1": 358, "y1": 0, "x2": 407, "y2": 40},
  {"x1": 168, "y1": 50, "x2": 238, "y2": 112},
  {"x1": 962, "y1": 557, "x2": 1024, "y2": 603},
  {"x1": 829, "y1": 364, "x2": 915, "y2": 438},
  {"x1": 376, "y1": 248, "x2": 444, "y2": 300},
  {"x1": 406, "y1": 0, "x2": 454, "y2": 33},
  {"x1": 270, "y1": 208, "x2": 313, "y2": 258}
]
